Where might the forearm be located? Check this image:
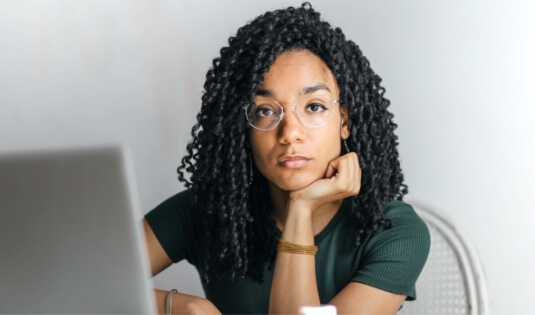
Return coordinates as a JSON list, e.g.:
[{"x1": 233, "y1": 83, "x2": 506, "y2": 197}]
[
  {"x1": 153, "y1": 289, "x2": 221, "y2": 314},
  {"x1": 154, "y1": 289, "x2": 167, "y2": 314},
  {"x1": 269, "y1": 209, "x2": 320, "y2": 314}
]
